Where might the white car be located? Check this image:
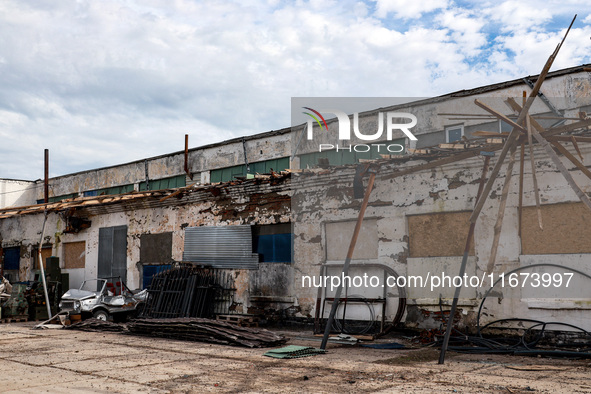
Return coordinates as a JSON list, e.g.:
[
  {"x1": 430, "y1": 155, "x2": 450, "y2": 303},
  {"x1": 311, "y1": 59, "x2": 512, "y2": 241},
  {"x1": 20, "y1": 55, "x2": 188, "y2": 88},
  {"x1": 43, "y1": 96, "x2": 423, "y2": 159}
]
[{"x1": 59, "y1": 277, "x2": 147, "y2": 321}]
